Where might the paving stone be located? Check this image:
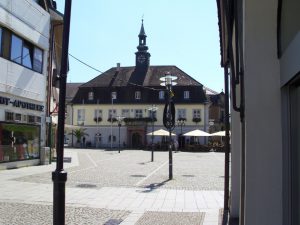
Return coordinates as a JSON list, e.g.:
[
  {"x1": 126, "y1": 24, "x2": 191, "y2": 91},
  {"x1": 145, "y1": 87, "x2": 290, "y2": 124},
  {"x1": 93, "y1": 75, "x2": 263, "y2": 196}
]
[
  {"x1": 0, "y1": 202, "x2": 130, "y2": 225},
  {"x1": 135, "y1": 211, "x2": 205, "y2": 225}
]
